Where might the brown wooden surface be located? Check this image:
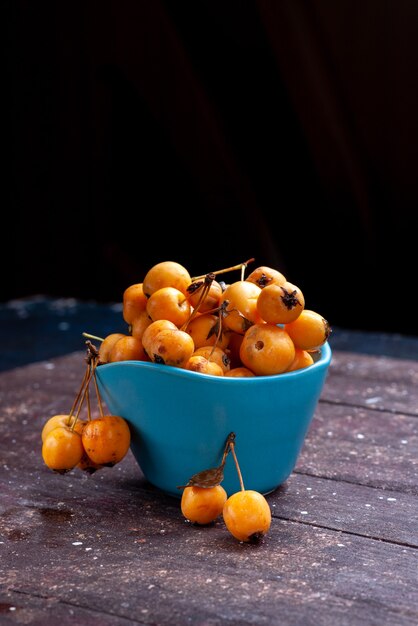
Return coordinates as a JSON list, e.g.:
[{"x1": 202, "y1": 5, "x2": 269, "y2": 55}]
[{"x1": 1, "y1": 348, "x2": 418, "y2": 626}]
